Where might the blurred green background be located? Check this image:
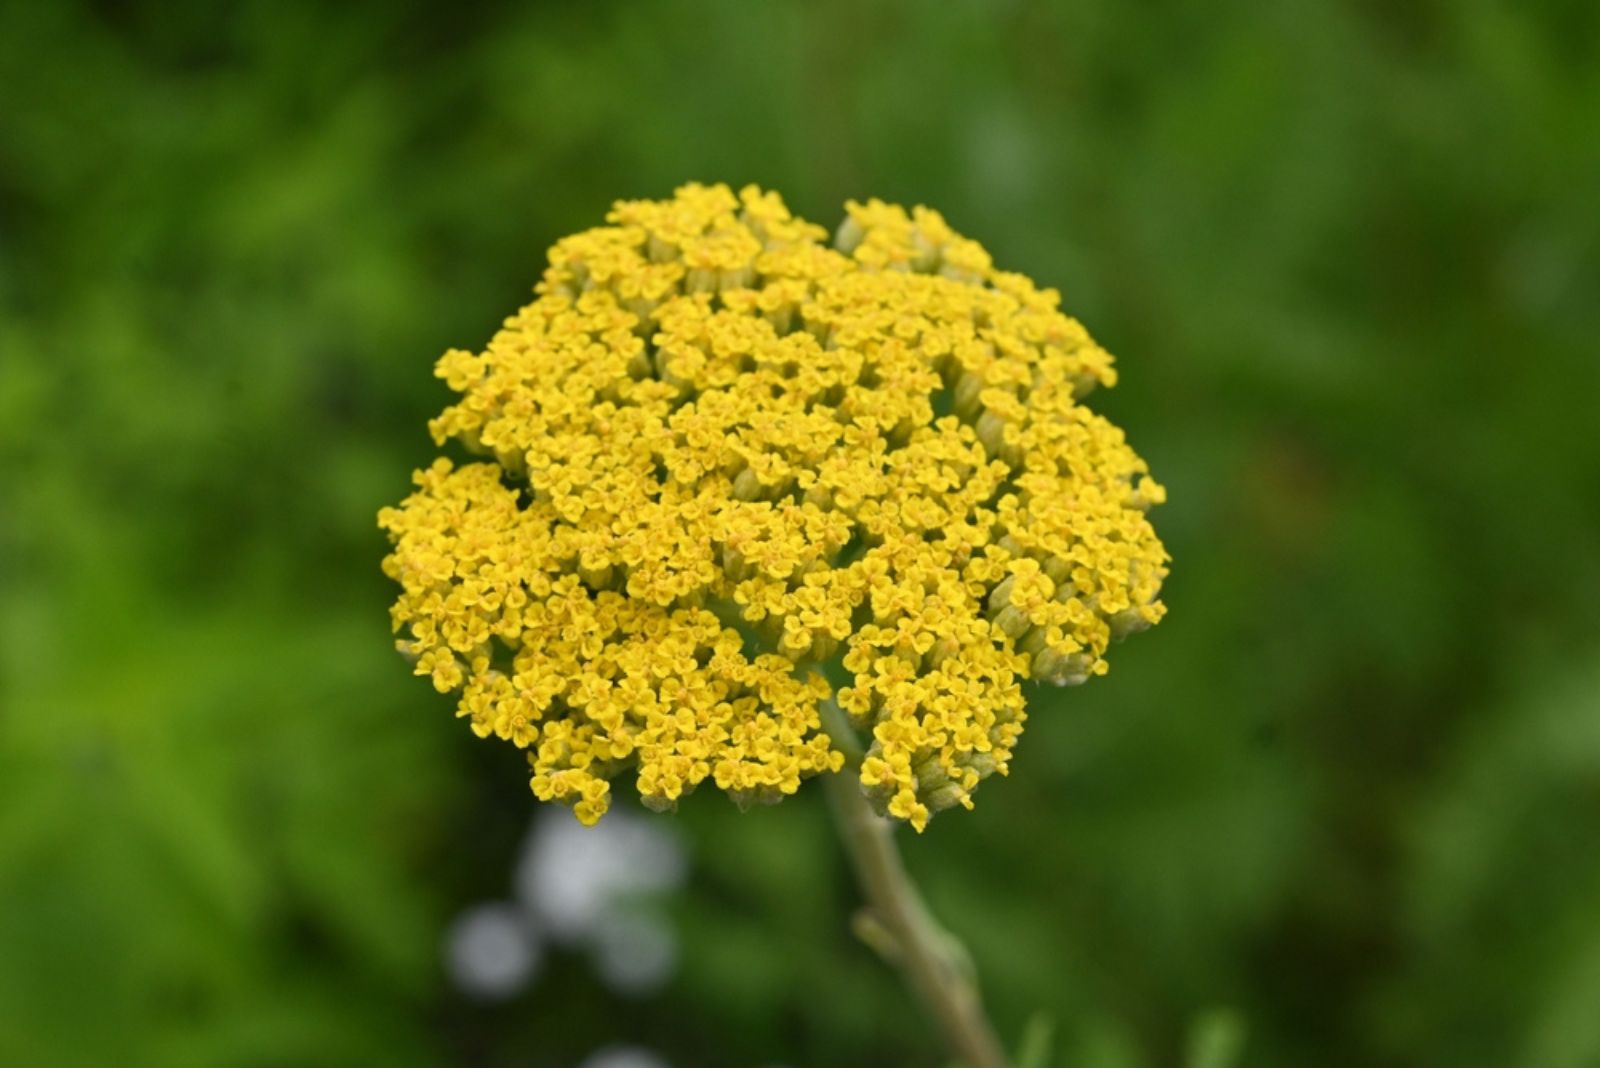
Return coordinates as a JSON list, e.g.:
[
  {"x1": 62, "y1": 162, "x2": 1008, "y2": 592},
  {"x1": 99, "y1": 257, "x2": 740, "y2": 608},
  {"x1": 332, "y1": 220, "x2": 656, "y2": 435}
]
[{"x1": 3, "y1": 2, "x2": 1598, "y2": 1066}]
